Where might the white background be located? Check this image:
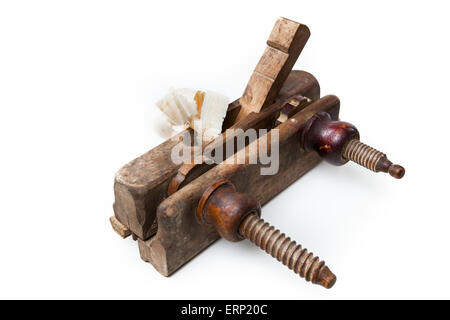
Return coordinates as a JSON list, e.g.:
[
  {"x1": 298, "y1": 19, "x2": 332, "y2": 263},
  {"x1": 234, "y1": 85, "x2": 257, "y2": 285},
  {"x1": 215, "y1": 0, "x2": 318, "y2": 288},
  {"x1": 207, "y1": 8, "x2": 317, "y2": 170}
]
[{"x1": 1, "y1": 0, "x2": 449, "y2": 299}]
